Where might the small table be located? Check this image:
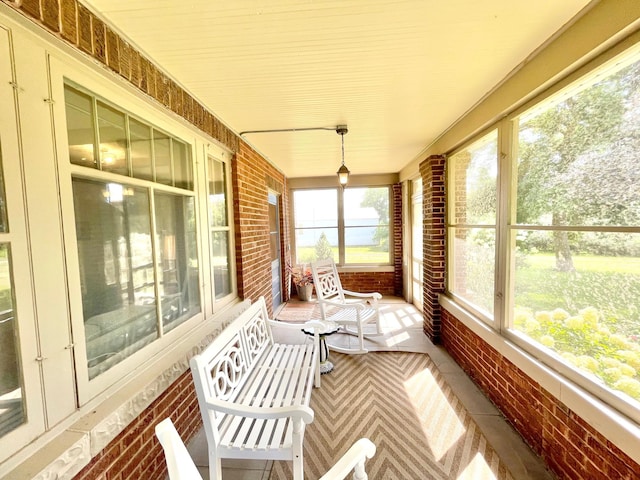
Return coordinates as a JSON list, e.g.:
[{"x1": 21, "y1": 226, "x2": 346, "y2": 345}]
[{"x1": 302, "y1": 320, "x2": 341, "y2": 374}]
